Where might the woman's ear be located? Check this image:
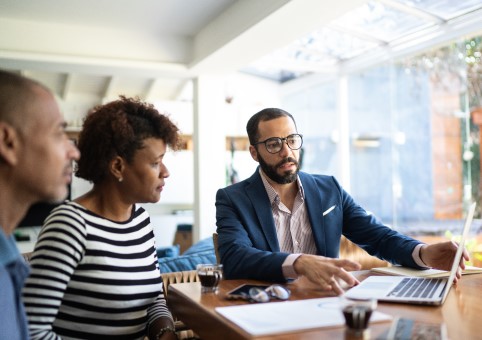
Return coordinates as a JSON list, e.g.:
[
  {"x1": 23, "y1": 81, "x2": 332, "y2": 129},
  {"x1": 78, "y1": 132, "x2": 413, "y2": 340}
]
[
  {"x1": 109, "y1": 156, "x2": 125, "y2": 182},
  {"x1": 0, "y1": 122, "x2": 20, "y2": 166}
]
